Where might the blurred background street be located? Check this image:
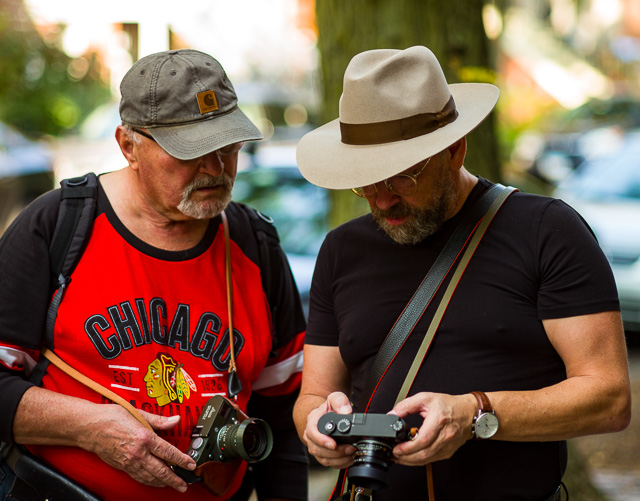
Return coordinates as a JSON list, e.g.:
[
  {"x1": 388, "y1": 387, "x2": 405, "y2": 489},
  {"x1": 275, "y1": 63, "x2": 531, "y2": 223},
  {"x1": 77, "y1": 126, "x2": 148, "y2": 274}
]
[
  {"x1": 2, "y1": 0, "x2": 640, "y2": 499},
  {"x1": 571, "y1": 346, "x2": 640, "y2": 501}
]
